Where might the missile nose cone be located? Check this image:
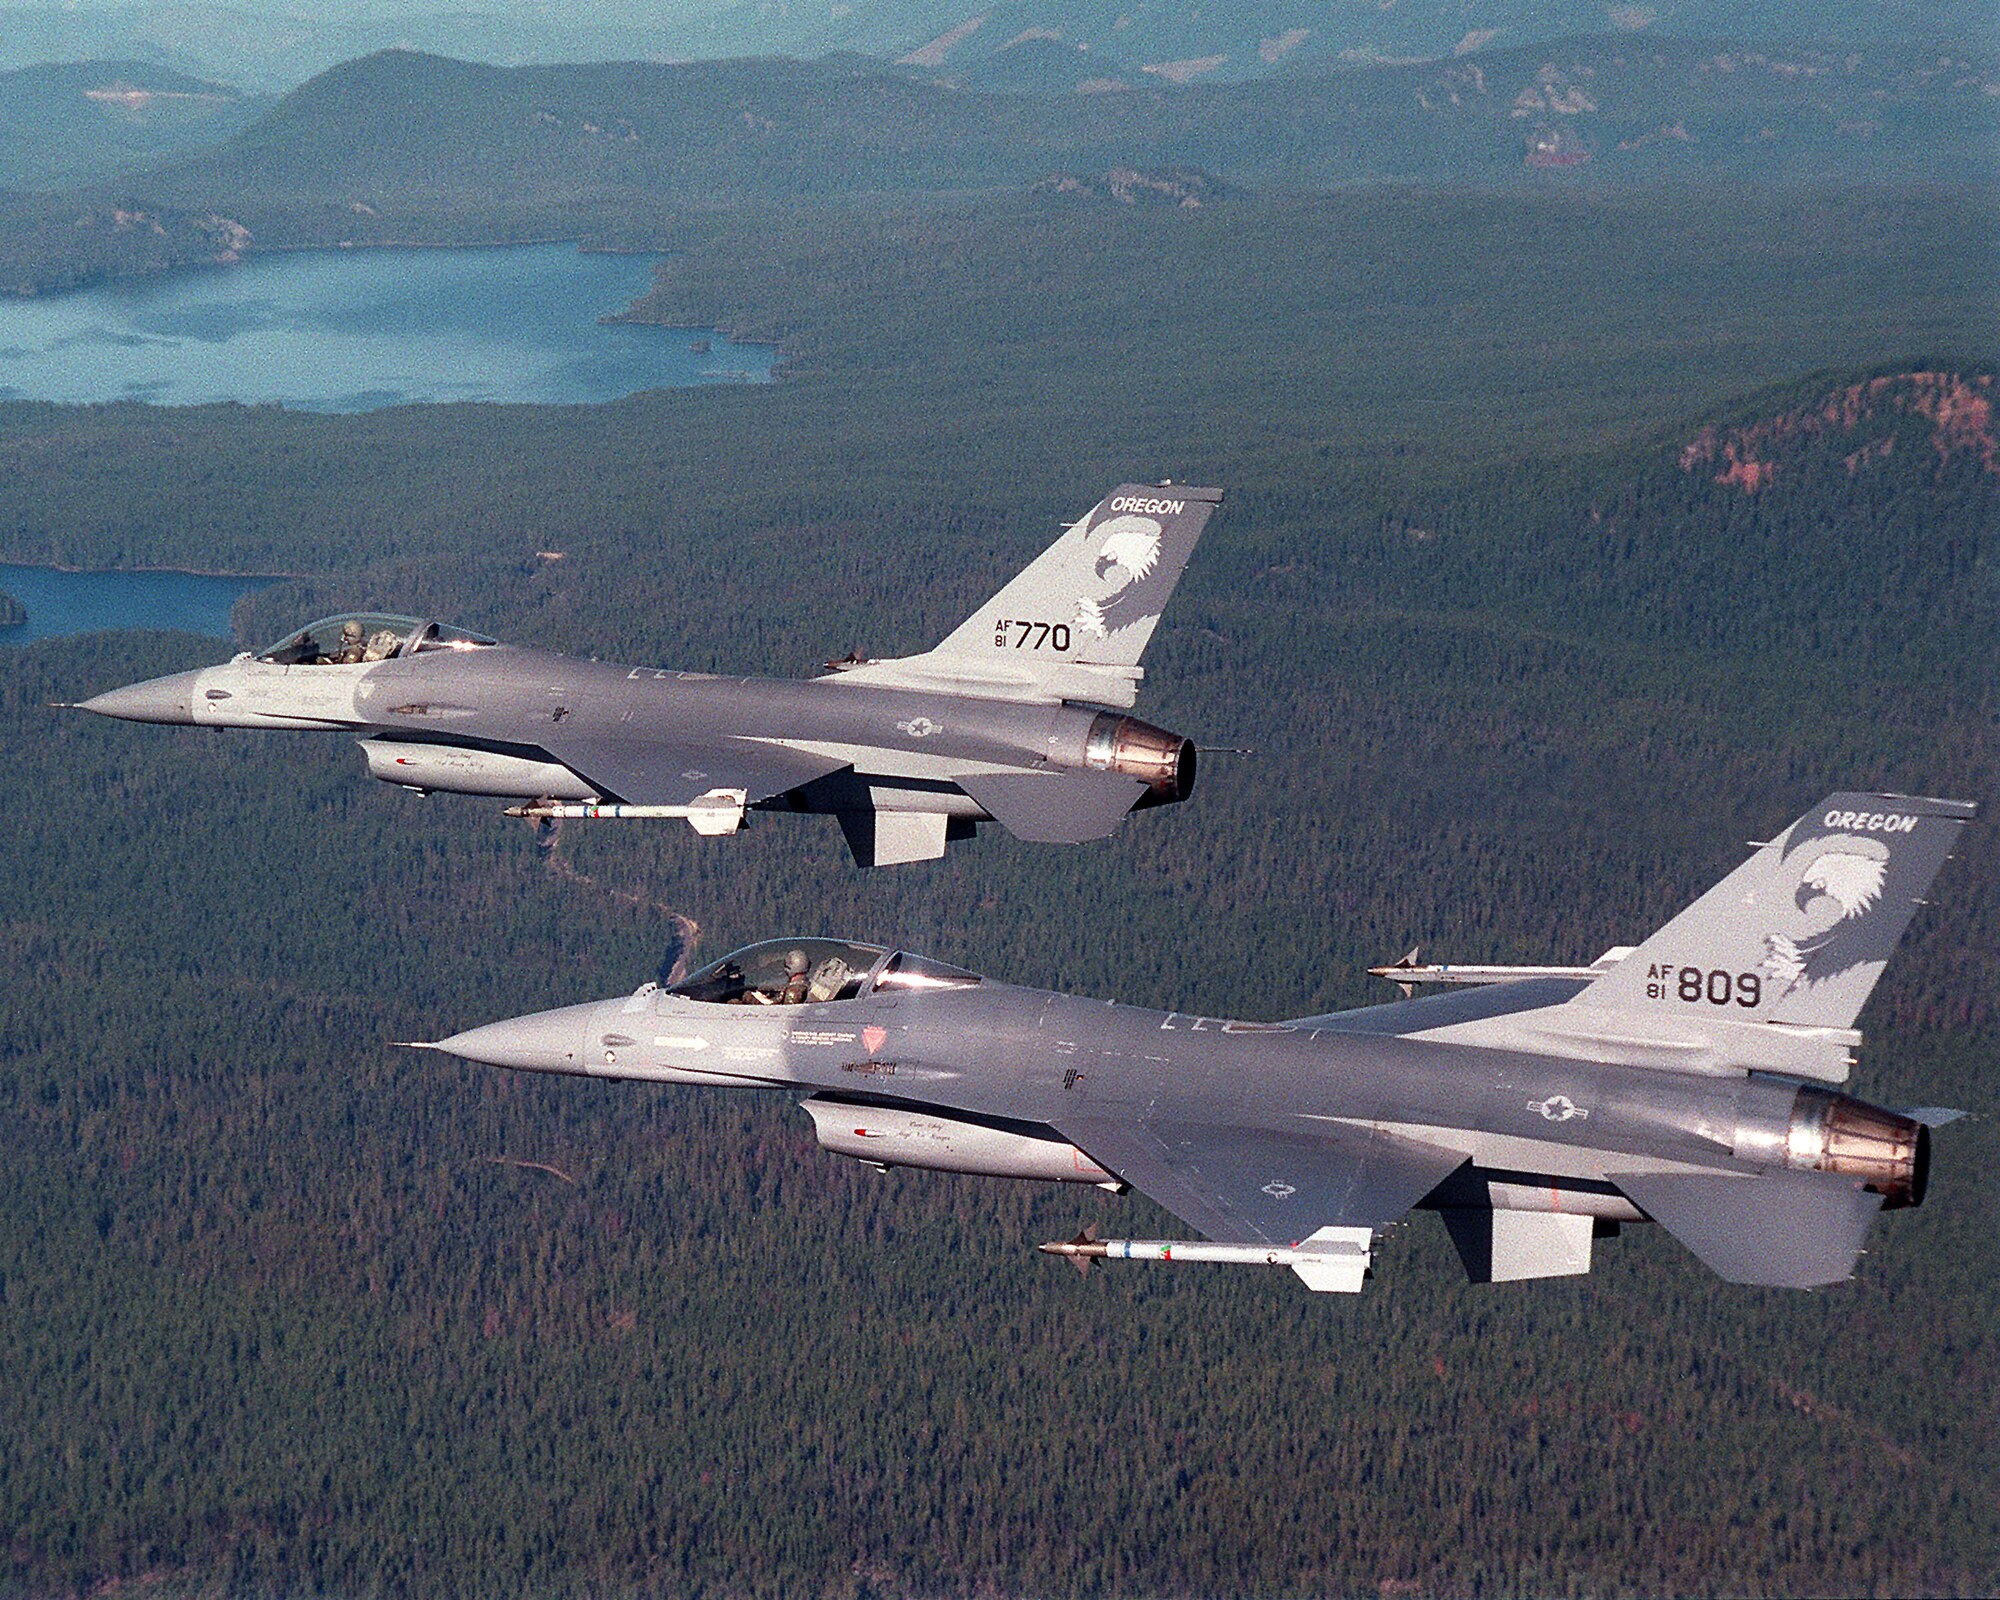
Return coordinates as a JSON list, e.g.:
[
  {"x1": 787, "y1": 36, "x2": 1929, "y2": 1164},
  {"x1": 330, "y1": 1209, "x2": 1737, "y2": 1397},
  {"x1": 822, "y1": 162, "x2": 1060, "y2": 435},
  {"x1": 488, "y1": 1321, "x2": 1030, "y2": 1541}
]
[
  {"x1": 431, "y1": 1004, "x2": 595, "y2": 1074},
  {"x1": 75, "y1": 669, "x2": 203, "y2": 725}
]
